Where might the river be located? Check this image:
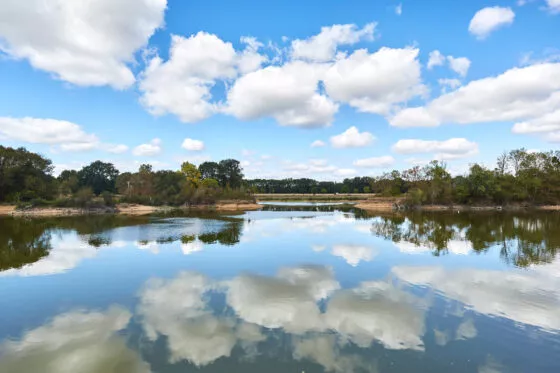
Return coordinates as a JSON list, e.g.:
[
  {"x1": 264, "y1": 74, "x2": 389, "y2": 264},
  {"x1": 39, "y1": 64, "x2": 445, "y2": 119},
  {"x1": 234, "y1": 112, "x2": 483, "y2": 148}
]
[{"x1": 0, "y1": 204, "x2": 559, "y2": 372}]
